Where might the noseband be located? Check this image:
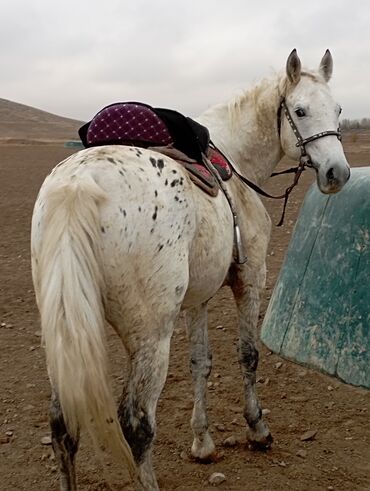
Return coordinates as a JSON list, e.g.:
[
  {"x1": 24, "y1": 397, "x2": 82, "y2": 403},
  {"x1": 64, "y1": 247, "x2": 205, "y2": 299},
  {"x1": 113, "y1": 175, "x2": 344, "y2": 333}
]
[{"x1": 278, "y1": 97, "x2": 342, "y2": 169}]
